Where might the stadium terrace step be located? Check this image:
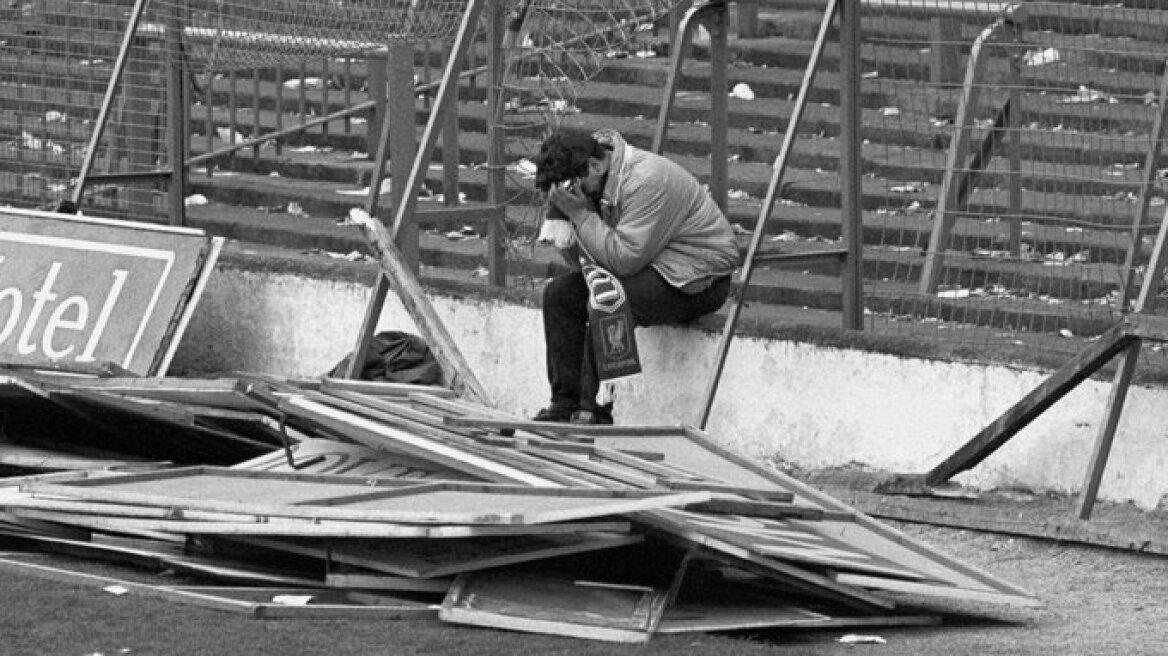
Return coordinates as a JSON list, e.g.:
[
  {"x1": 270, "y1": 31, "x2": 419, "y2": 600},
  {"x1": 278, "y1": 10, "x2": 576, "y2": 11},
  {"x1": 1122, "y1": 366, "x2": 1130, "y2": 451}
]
[{"x1": 4, "y1": 0, "x2": 1167, "y2": 342}]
